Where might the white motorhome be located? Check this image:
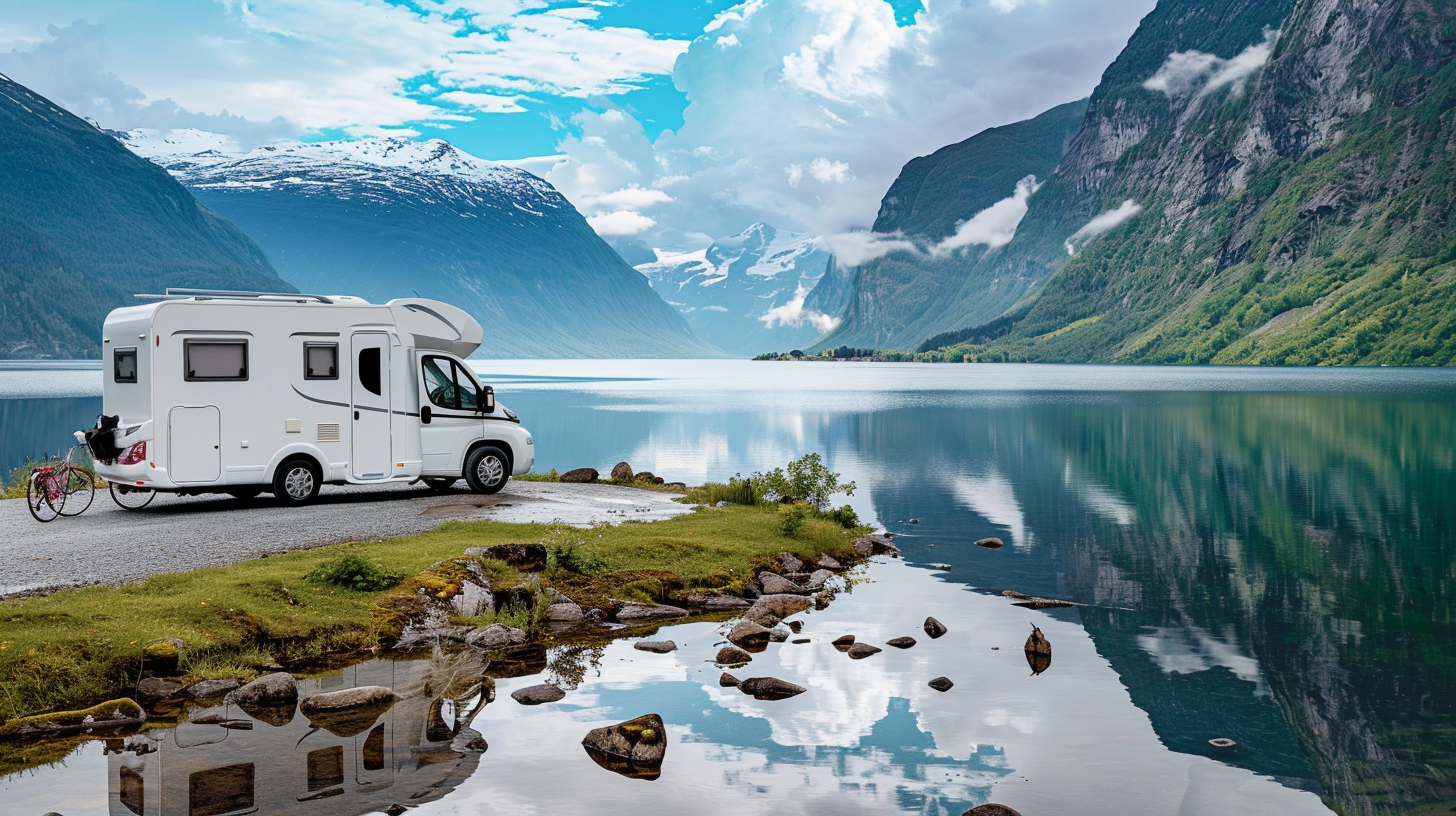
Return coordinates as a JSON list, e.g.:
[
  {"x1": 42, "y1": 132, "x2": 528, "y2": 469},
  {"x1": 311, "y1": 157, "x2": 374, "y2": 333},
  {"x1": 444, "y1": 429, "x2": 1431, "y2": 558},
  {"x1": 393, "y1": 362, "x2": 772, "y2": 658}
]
[{"x1": 92, "y1": 289, "x2": 533, "y2": 505}]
